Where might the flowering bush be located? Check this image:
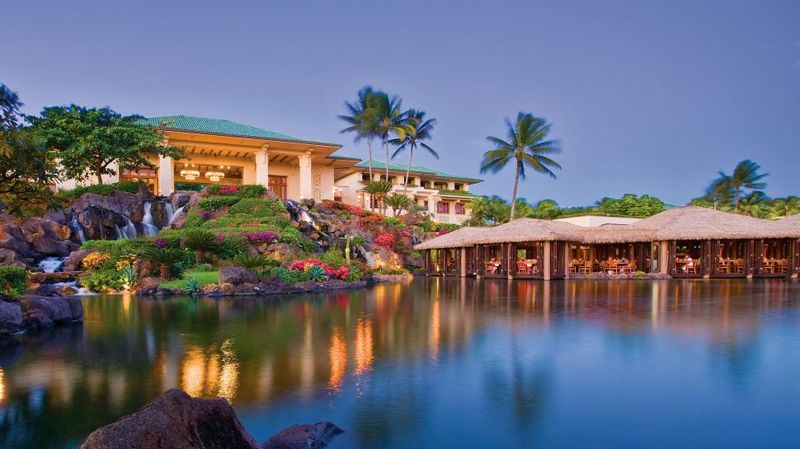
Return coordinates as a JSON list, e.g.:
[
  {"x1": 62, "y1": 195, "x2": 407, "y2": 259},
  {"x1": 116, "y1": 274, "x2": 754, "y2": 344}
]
[
  {"x1": 357, "y1": 214, "x2": 383, "y2": 228},
  {"x1": 246, "y1": 231, "x2": 278, "y2": 244},
  {"x1": 216, "y1": 234, "x2": 226, "y2": 243},
  {"x1": 346, "y1": 204, "x2": 365, "y2": 217},
  {"x1": 82, "y1": 252, "x2": 111, "y2": 270},
  {"x1": 219, "y1": 185, "x2": 239, "y2": 195},
  {"x1": 197, "y1": 210, "x2": 211, "y2": 220},
  {"x1": 374, "y1": 233, "x2": 396, "y2": 248},
  {"x1": 398, "y1": 228, "x2": 412, "y2": 238},
  {"x1": 154, "y1": 238, "x2": 168, "y2": 249},
  {"x1": 288, "y1": 258, "x2": 351, "y2": 280}
]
